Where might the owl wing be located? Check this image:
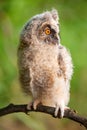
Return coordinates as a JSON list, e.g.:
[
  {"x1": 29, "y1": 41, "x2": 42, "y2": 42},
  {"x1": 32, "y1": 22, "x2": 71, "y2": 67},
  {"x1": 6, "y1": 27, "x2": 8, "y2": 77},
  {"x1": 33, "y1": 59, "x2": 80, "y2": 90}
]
[
  {"x1": 57, "y1": 46, "x2": 73, "y2": 81},
  {"x1": 19, "y1": 67, "x2": 31, "y2": 94},
  {"x1": 18, "y1": 45, "x2": 32, "y2": 95}
]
